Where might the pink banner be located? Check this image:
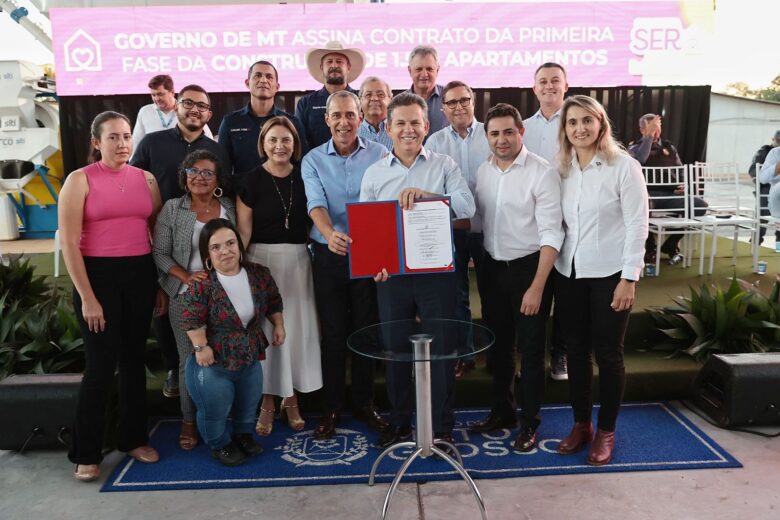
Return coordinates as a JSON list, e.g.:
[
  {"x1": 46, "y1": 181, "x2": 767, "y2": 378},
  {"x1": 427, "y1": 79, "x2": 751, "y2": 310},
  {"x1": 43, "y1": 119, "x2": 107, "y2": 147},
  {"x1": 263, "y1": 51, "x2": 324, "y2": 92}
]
[{"x1": 50, "y1": 1, "x2": 709, "y2": 96}]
